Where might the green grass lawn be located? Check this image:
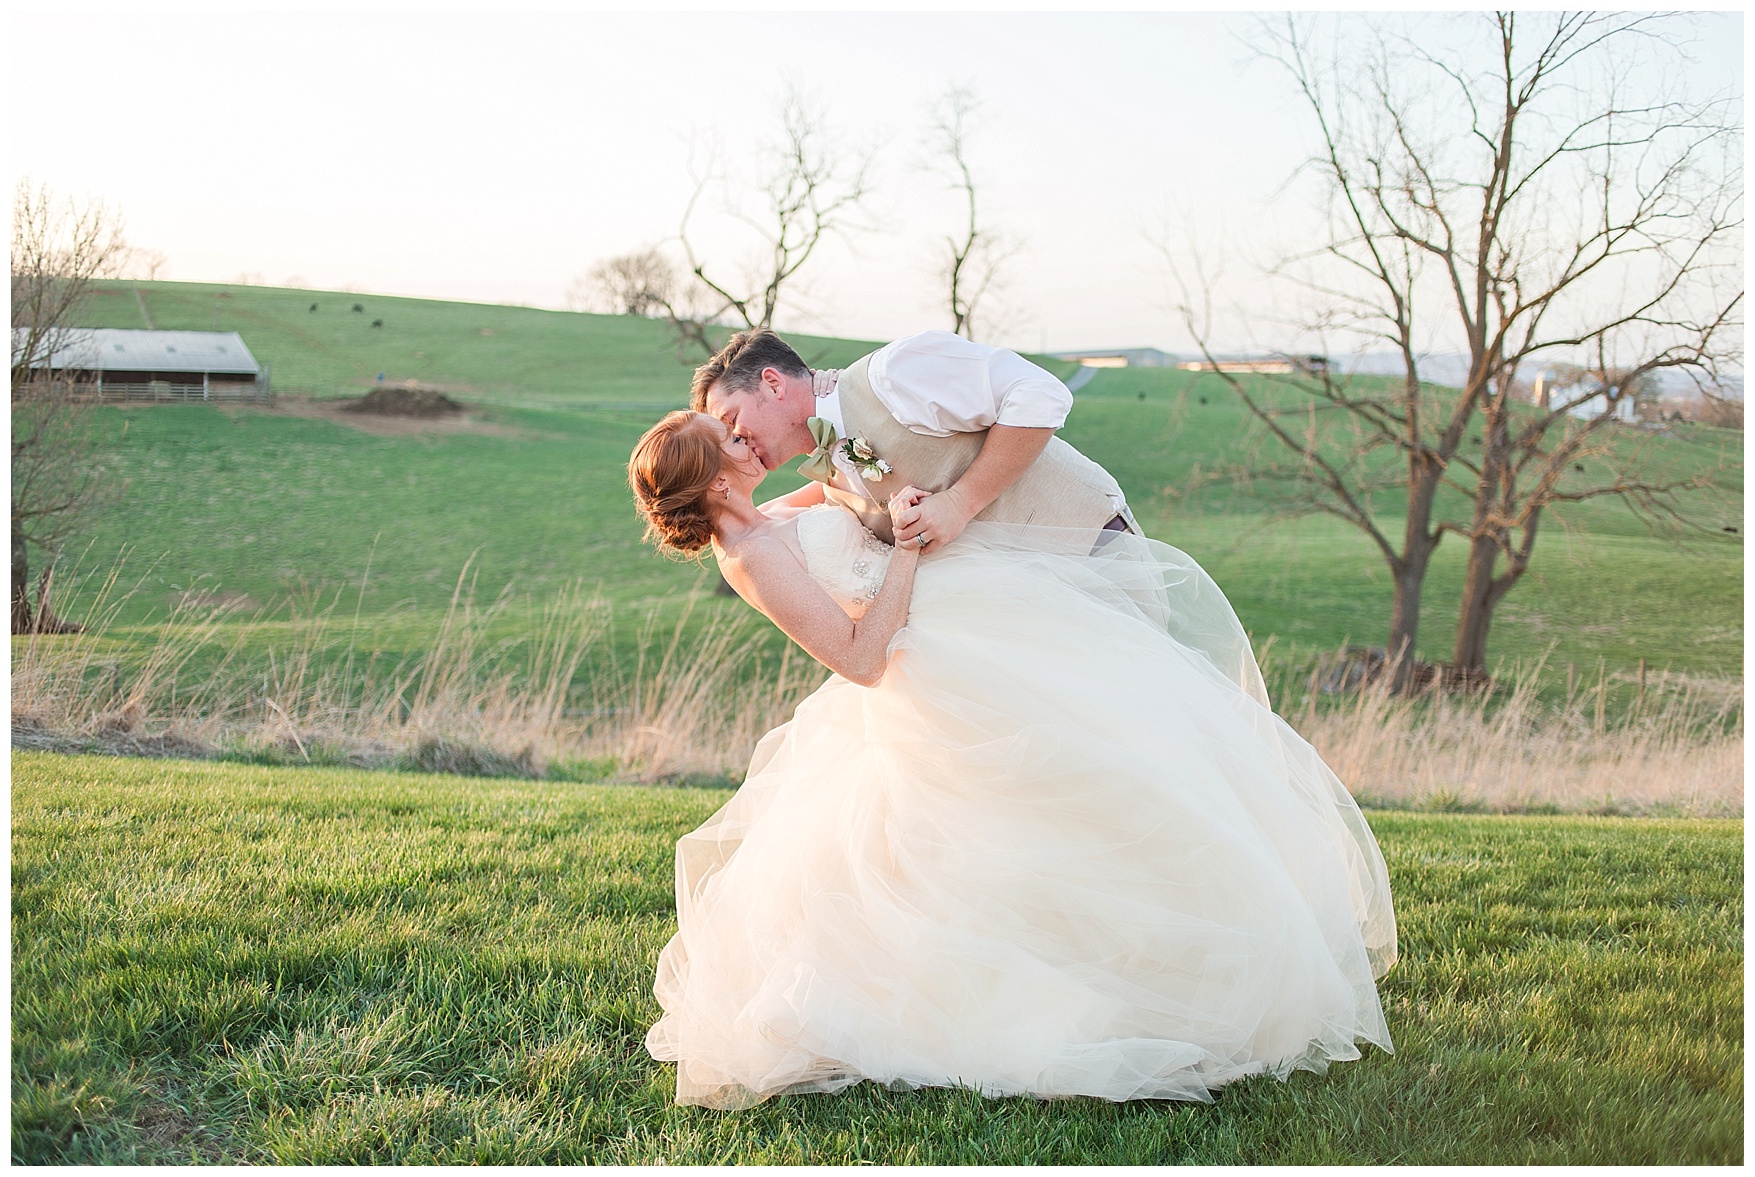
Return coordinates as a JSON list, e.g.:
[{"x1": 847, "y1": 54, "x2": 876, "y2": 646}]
[
  {"x1": 11, "y1": 752, "x2": 1742, "y2": 1164},
  {"x1": 43, "y1": 282, "x2": 1743, "y2": 692}
]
